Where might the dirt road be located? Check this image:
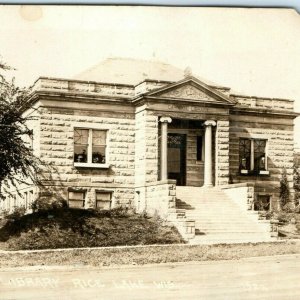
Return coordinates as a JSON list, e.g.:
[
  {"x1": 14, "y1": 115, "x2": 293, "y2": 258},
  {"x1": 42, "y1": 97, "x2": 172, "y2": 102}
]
[{"x1": 1, "y1": 254, "x2": 299, "y2": 299}]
